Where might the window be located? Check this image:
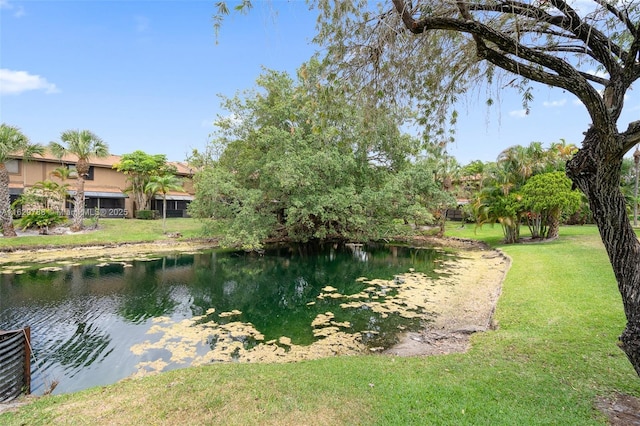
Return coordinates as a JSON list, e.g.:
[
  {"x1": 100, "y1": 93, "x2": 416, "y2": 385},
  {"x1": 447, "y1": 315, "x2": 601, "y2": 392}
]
[
  {"x1": 67, "y1": 164, "x2": 78, "y2": 178},
  {"x1": 5, "y1": 159, "x2": 20, "y2": 174},
  {"x1": 67, "y1": 164, "x2": 94, "y2": 180}
]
